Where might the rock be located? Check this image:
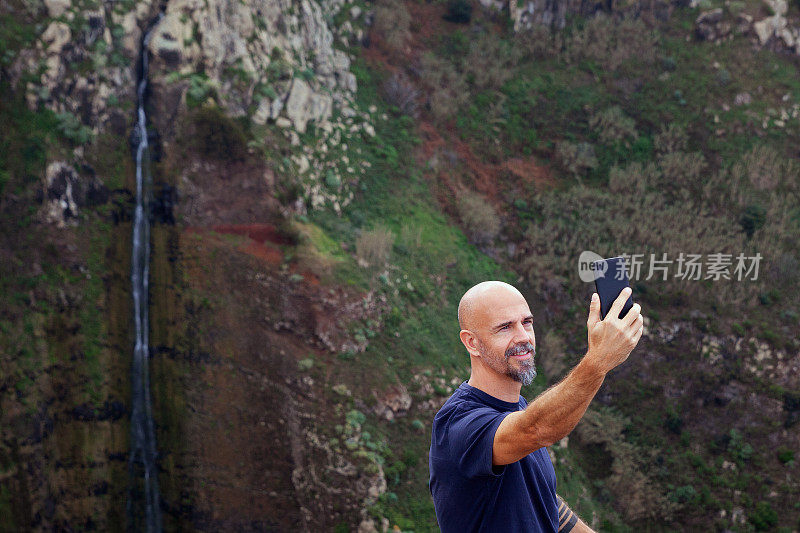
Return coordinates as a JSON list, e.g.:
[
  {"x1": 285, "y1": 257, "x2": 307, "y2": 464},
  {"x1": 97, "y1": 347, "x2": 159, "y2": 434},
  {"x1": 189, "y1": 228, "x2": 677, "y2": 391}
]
[
  {"x1": 765, "y1": 0, "x2": 787, "y2": 17},
  {"x1": 253, "y1": 98, "x2": 272, "y2": 125},
  {"x1": 358, "y1": 518, "x2": 378, "y2": 533},
  {"x1": 284, "y1": 77, "x2": 332, "y2": 133},
  {"x1": 503, "y1": 0, "x2": 613, "y2": 31},
  {"x1": 40, "y1": 21, "x2": 71, "y2": 55},
  {"x1": 41, "y1": 162, "x2": 80, "y2": 228},
  {"x1": 778, "y1": 27, "x2": 795, "y2": 47},
  {"x1": 44, "y1": 0, "x2": 71, "y2": 17},
  {"x1": 151, "y1": 10, "x2": 197, "y2": 71},
  {"x1": 285, "y1": 77, "x2": 312, "y2": 131},
  {"x1": 118, "y1": 10, "x2": 141, "y2": 58},
  {"x1": 754, "y1": 17, "x2": 777, "y2": 44},
  {"x1": 373, "y1": 384, "x2": 411, "y2": 420},
  {"x1": 270, "y1": 97, "x2": 284, "y2": 120},
  {"x1": 695, "y1": 8, "x2": 726, "y2": 41},
  {"x1": 292, "y1": 154, "x2": 310, "y2": 174},
  {"x1": 734, "y1": 92, "x2": 752, "y2": 105},
  {"x1": 696, "y1": 8, "x2": 723, "y2": 25}
]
